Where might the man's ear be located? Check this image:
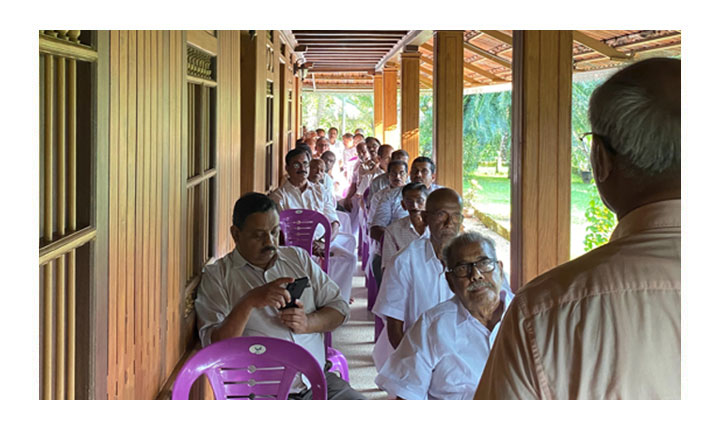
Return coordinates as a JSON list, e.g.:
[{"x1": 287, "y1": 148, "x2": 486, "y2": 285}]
[
  {"x1": 444, "y1": 272, "x2": 457, "y2": 294},
  {"x1": 591, "y1": 136, "x2": 613, "y2": 183},
  {"x1": 230, "y1": 225, "x2": 241, "y2": 244},
  {"x1": 421, "y1": 210, "x2": 429, "y2": 225}
]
